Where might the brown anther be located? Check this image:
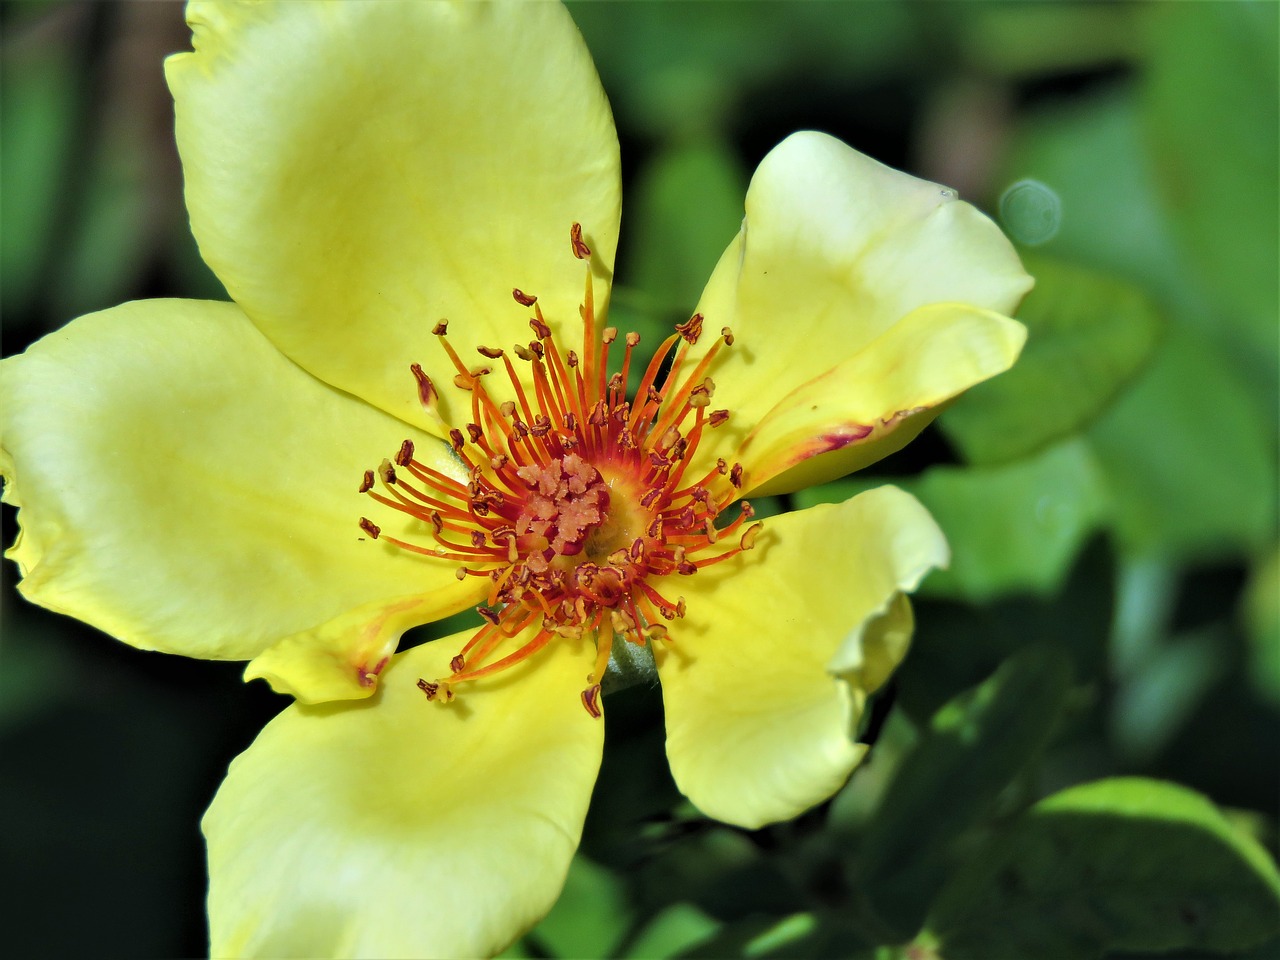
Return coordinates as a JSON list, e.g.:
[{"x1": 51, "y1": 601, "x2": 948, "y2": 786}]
[
  {"x1": 608, "y1": 372, "x2": 624, "y2": 393},
  {"x1": 395, "y1": 439, "x2": 415, "y2": 466},
  {"x1": 677, "y1": 560, "x2": 698, "y2": 576},
  {"x1": 729, "y1": 463, "x2": 744, "y2": 488},
  {"x1": 531, "y1": 414, "x2": 552, "y2": 437},
  {"x1": 648, "y1": 451, "x2": 670, "y2": 469},
  {"x1": 671, "y1": 439, "x2": 688, "y2": 461},
  {"x1": 450, "y1": 654, "x2": 467, "y2": 673},
  {"x1": 476, "y1": 607, "x2": 500, "y2": 627},
  {"x1": 709, "y1": 409, "x2": 730, "y2": 428},
  {"x1": 630, "y1": 538, "x2": 645, "y2": 561},
  {"x1": 563, "y1": 412, "x2": 578, "y2": 432},
  {"x1": 477, "y1": 345, "x2": 504, "y2": 359},
  {"x1": 432, "y1": 320, "x2": 449, "y2": 336},
  {"x1": 676, "y1": 598, "x2": 687, "y2": 618},
  {"x1": 675, "y1": 312, "x2": 705, "y2": 343},
  {"x1": 430, "y1": 511, "x2": 444, "y2": 535},
  {"x1": 741, "y1": 522, "x2": 763, "y2": 550},
  {"x1": 647, "y1": 386, "x2": 663, "y2": 405},
  {"x1": 449, "y1": 428, "x2": 465, "y2": 452},
  {"x1": 740, "y1": 501, "x2": 756, "y2": 519},
  {"x1": 529, "y1": 340, "x2": 545, "y2": 359},
  {"x1": 721, "y1": 326, "x2": 735, "y2": 346},
  {"x1": 647, "y1": 516, "x2": 663, "y2": 538},
  {"x1": 529, "y1": 317, "x2": 551, "y2": 339},
  {"x1": 626, "y1": 331, "x2": 641, "y2": 347},
  {"x1": 466, "y1": 423, "x2": 484, "y2": 444},
  {"x1": 570, "y1": 222, "x2": 592, "y2": 260},
  {"x1": 378, "y1": 459, "x2": 397, "y2": 485},
  {"x1": 602, "y1": 327, "x2": 618, "y2": 344},
  {"x1": 359, "y1": 517, "x2": 381, "y2": 539},
  {"x1": 512, "y1": 288, "x2": 538, "y2": 306},
  {"x1": 417, "y1": 678, "x2": 440, "y2": 699},
  {"x1": 470, "y1": 530, "x2": 486, "y2": 548},
  {"x1": 410, "y1": 364, "x2": 437, "y2": 409},
  {"x1": 358, "y1": 470, "x2": 375, "y2": 493},
  {"x1": 566, "y1": 350, "x2": 579, "y2": 368},
  {"x1": 581, "y1": 684, "x2": 602, "y2": 718}
]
